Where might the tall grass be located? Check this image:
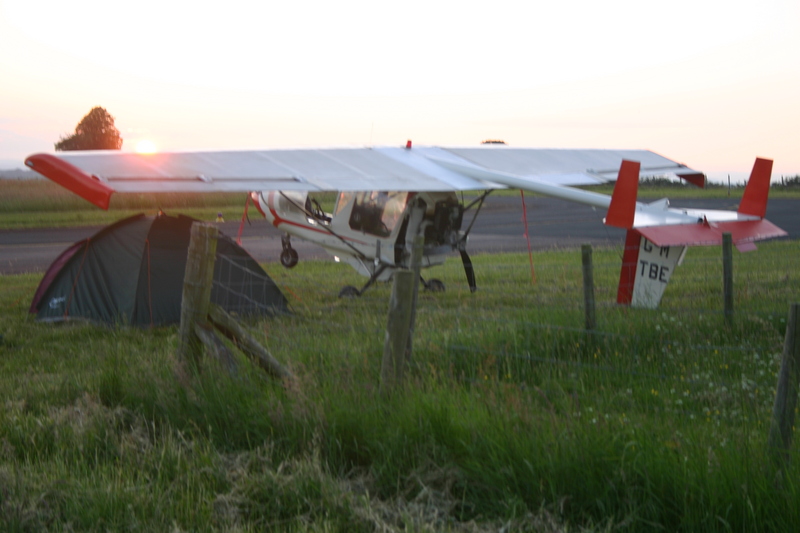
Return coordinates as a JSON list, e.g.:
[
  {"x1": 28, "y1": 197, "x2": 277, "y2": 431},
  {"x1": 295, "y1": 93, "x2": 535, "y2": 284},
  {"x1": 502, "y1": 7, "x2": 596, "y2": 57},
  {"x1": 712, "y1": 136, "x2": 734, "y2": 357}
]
[
  {"x1": 1, "y1": 241, "x2": 799, "y2": 530},
  {"x1": 0, "y1": 181, "x2": 339, "y2": 228}
]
